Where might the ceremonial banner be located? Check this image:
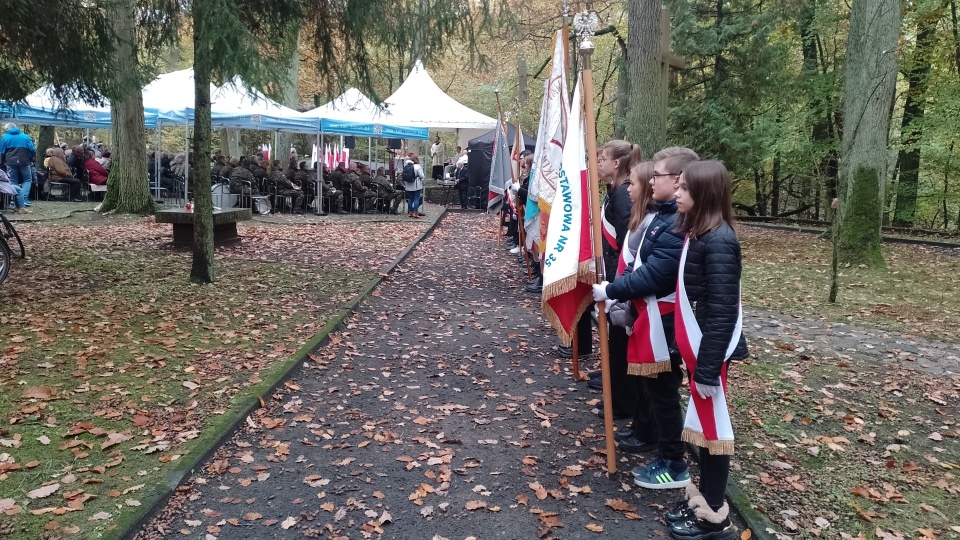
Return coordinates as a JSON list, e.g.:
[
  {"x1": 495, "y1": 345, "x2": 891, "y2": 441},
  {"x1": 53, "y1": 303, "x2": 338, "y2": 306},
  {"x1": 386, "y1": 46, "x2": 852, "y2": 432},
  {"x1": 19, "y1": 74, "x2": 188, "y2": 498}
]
[
  {"x1": 541, "y1": 75, "x2": 594, "y2": 346},
  {"x1": 527, "y1": 30, "x2": 569, "y2": 256},
  {"x1": 487, "y1": 114, "x2": 510, "y2": 214}
]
